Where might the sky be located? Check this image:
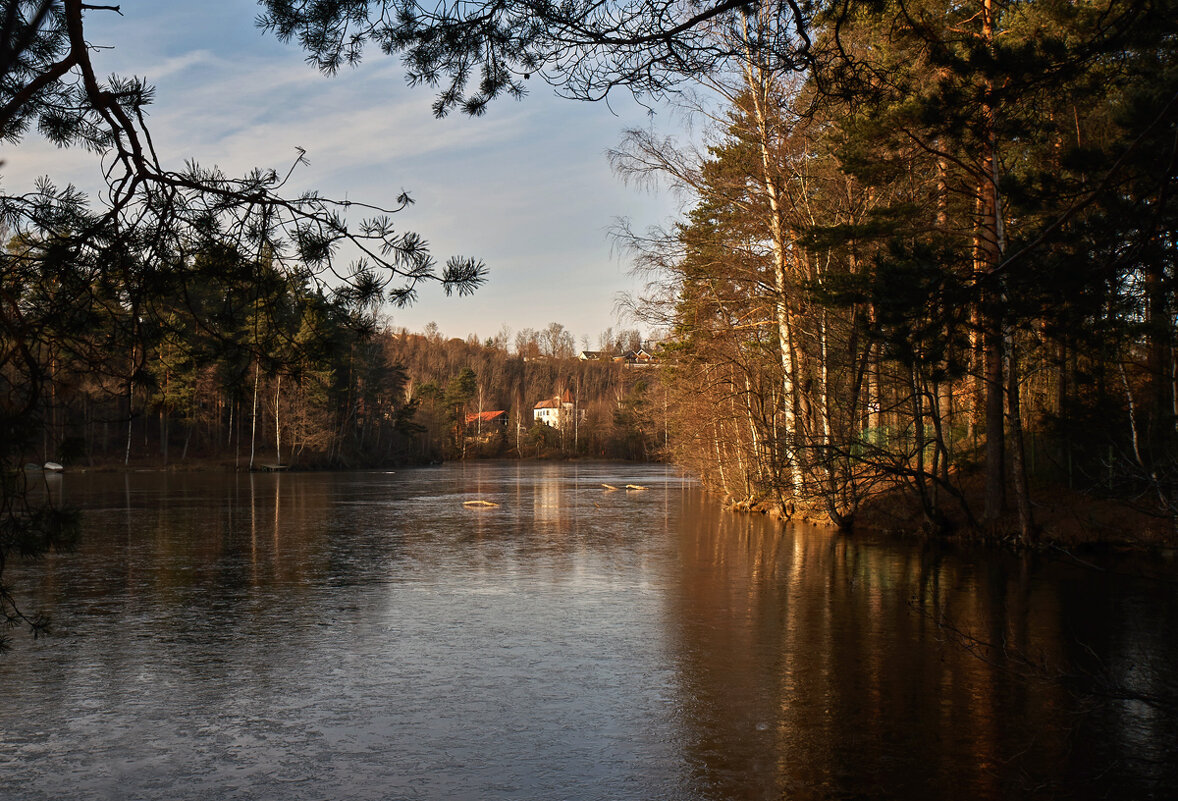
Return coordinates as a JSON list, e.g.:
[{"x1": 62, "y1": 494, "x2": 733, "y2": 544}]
[{"x1": 0, "y1": 0, "x2": 686, "y2": 347}]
